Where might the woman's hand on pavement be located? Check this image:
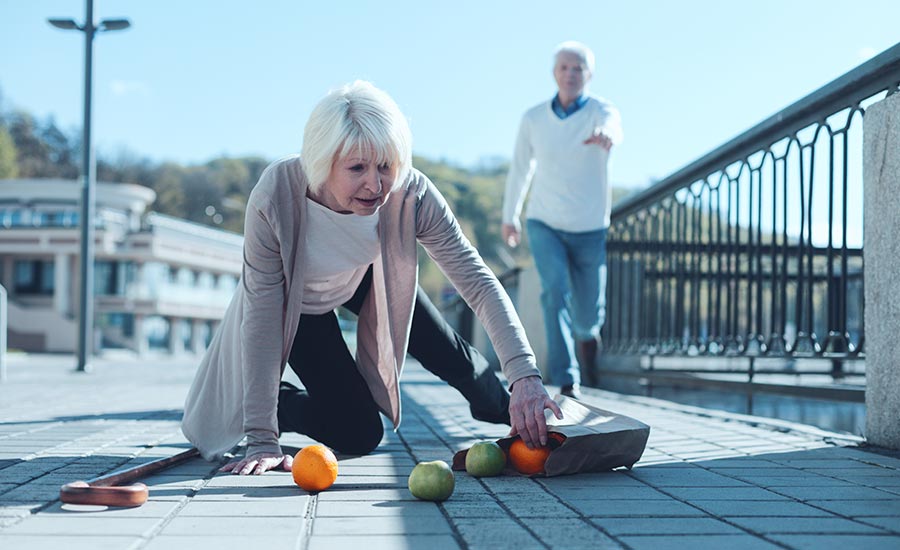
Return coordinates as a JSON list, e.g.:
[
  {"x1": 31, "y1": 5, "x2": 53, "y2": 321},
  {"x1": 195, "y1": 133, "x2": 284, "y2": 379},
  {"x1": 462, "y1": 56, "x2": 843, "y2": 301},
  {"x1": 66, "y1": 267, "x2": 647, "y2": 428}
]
[
  {"x1": 220, "y1": 451, "x2": 294, "y2": 475},
  {"x1": 508, "y1": 375, "x2": 563, "y2": 448}
]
